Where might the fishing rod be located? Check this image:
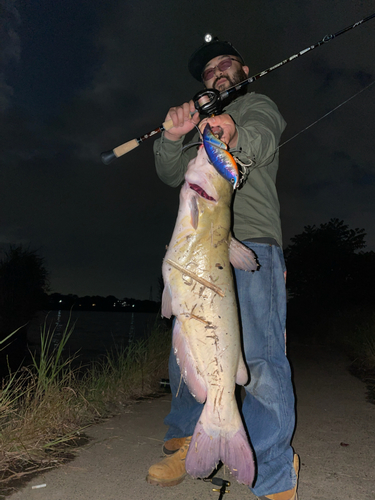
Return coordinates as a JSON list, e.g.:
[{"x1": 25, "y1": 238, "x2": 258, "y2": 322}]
[{"x1": 100, "y1": 12, "x2": 375, "y2": 165}]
